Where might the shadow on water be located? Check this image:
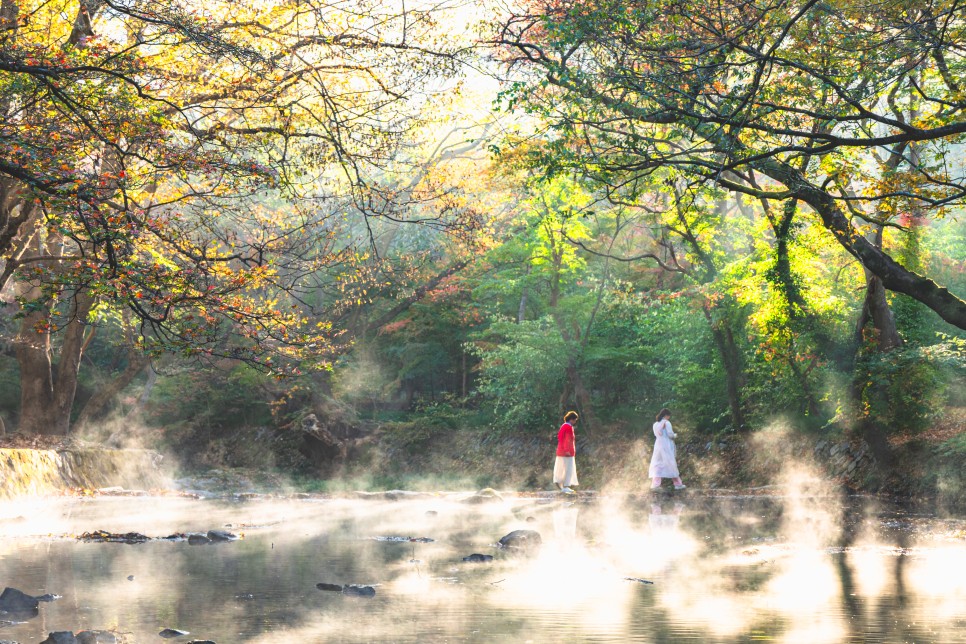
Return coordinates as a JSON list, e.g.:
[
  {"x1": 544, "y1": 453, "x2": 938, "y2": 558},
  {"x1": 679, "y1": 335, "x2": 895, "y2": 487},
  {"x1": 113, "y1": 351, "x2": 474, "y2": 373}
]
[{"x1": 0, "y1": 490, "x2": 964, "y2": 642}]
